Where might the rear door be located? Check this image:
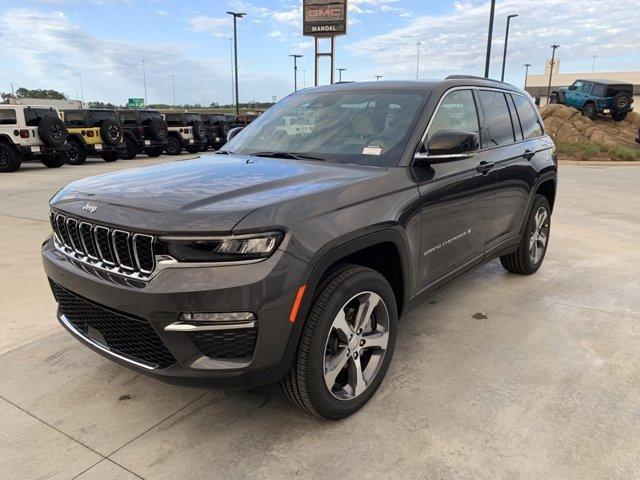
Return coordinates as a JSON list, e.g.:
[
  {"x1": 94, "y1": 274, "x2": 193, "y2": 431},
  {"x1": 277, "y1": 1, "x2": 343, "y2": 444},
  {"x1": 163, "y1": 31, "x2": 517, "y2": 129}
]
[{"x1": 415, "y1": 88, "x2": 497, "y2": 289}]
